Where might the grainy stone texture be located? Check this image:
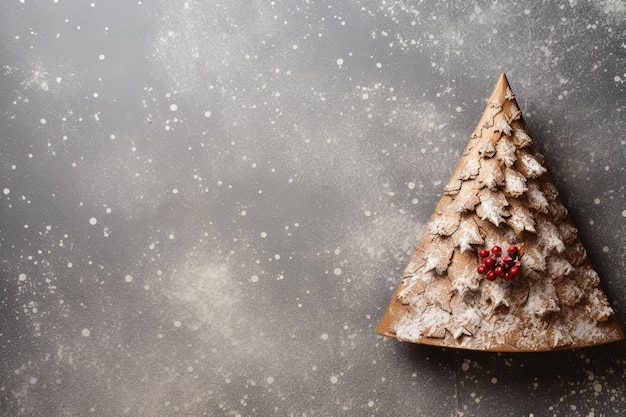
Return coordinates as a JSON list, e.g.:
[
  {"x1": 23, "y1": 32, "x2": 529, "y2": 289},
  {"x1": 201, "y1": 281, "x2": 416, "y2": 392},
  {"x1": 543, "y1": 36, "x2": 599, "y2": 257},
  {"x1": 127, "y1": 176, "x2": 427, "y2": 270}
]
[{"x1": 1, "y1": 1, "x2": 625, "y2": 416}]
